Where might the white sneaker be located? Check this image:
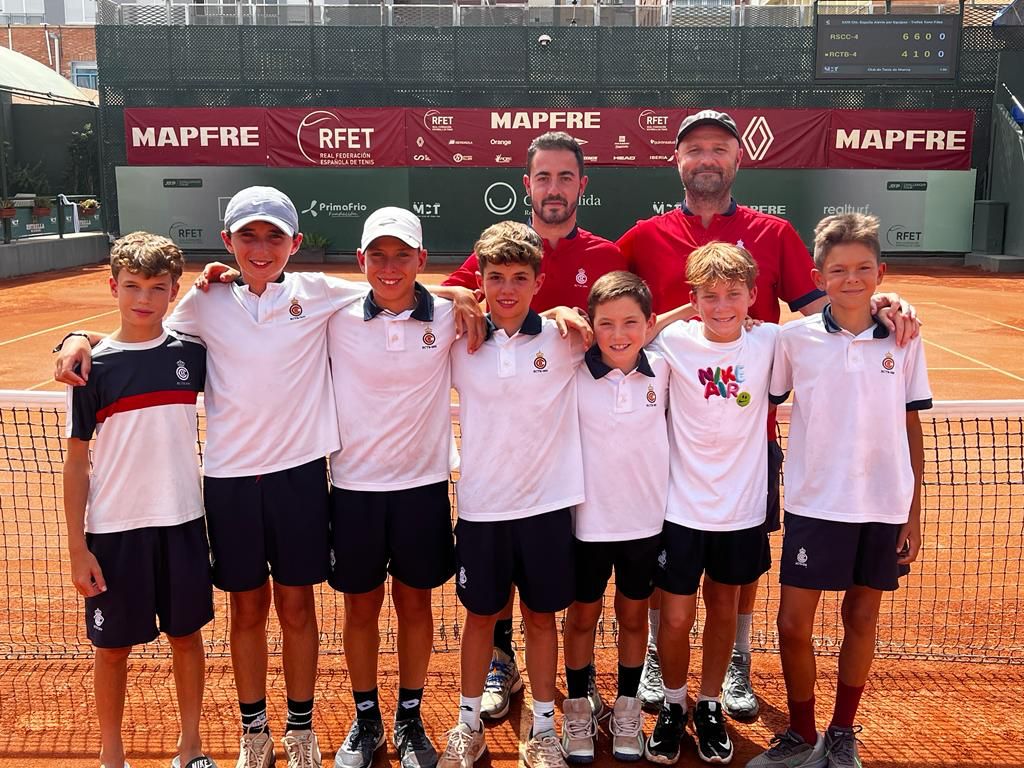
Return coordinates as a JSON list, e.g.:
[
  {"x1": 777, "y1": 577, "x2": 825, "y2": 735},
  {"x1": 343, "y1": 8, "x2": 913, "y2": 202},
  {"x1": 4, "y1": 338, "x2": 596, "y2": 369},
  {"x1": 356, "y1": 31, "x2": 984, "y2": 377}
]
[
  {"x1": 480, "y1": 648, "x2": 524, "y2": 720},
  {"x1": 637, "y1": 644, "x2": 664, "y2": 711},
  {"x1": 560, "y1": 698, "x2": 597, "y2": 763},
  {"x1": 237, "y1": 731, "x2": 276, "y2": 768},
  {"x1": 745, "y1": 730, "x2": 826, "y2": 768},
  {"x1": 586, "y1": 664, "x2": 606, "y2": 720},
  {"x1": 609, "y1": 696, "x2": 645, "y2": 762},
  {"x1": 172, "y1": 756, "x2": 219, "y2": 768},
  {"x1": 526, "y1": 729, "x2": 568, "y2": 768},
  {"x1": 437, "y1": 722, "x2": 487, "y2": 768},
  {"x1": 283, "y1": 729, "x2": 322, "y2": 768}
]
